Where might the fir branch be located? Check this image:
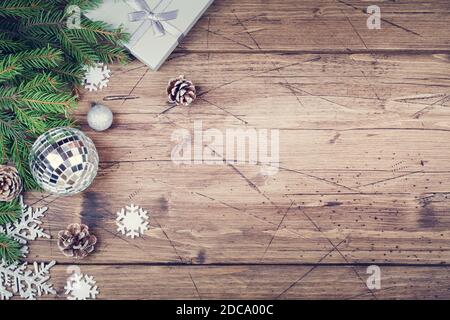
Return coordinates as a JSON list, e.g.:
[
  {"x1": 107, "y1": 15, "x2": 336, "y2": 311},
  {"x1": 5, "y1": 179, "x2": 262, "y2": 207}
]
[
  {"x1": 19, "y1": 91, "x2": 76, "y2": 113},
  {"x1": 0, "y1": 35, "x2": 28, "y2": 53},
  {"x1": 13, "y1": 46, "x2": 63, "y2": 69},
  {"x1": 48, "y1": 63, "x2": 85, "y2": 87},
  {"x1": 0, "y1": 86, "x2": 19, "y2": 109},
  {"x1": 0, "y1": 199, "x2": 21, "y2": 225},
  {"x1": 72, "y1": 18, "x2": 128, "y2": 44},
  {"x1": 0, "y1": 0, "x2": 51, "y2": 18},
  {"x1": 0, "y1": 0, "x2": 130, "y2": 264},
  {"x1": 0, "y1": 135, "x2": 7, "y2": 163},
  {"x1": 0, "y1": 113, "x2": 26, "y2": 141},
  {"x1": 0, "y1": 55, "x2": 23, "y2": 82},
  {"x1": 19, "y1": 73, "x2": 63, "y2": 93},
  {"x1": 94, "y1": 43, "x2": 130, "y2": 64},
  {"x1": 19, "y1": 9, "x2": 65, "y2": 33},
  {"x1": 14, "y1": 107, "x2": 47, "y2": 134},
  {"x1": 0, "y1": 84, "x2": 76, "y2": 114},
  {"x1": 57, "y1": 30, "x2": 99, "y2": 64},
  {"x1": 9, "y1": 140, "x2": 39, "y2": 191},
  {"x1": 0, "y1": 234, "x2": 22, "y2": 264}
]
